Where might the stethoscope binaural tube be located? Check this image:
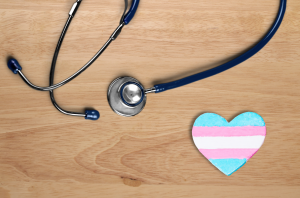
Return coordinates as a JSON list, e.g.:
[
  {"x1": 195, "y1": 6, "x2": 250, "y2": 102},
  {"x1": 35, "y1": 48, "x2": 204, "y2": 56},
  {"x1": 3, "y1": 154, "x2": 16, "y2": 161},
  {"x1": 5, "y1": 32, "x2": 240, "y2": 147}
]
[
  {"x1": 7, "y1": 0, "x2": 139, "y2": 91},
  {"x1": 7, "y1": 0, "x2": 140, "y2": 120}
]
